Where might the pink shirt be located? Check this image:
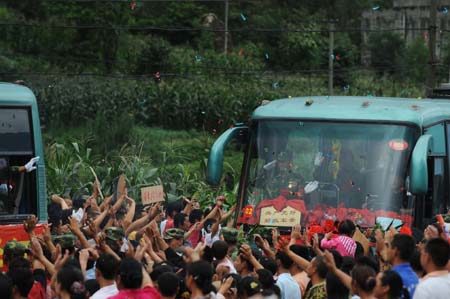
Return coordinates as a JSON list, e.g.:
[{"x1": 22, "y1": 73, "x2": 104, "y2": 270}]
[
  {"x1": 189, "y1": 229, "x2": 202, "y2": 248},
  {"x1": 320, "y1": 235, "x2": 356, "y2": 257},
  {"x1": 107, "y1": 286, "x2": 161, "y2": 299}
]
